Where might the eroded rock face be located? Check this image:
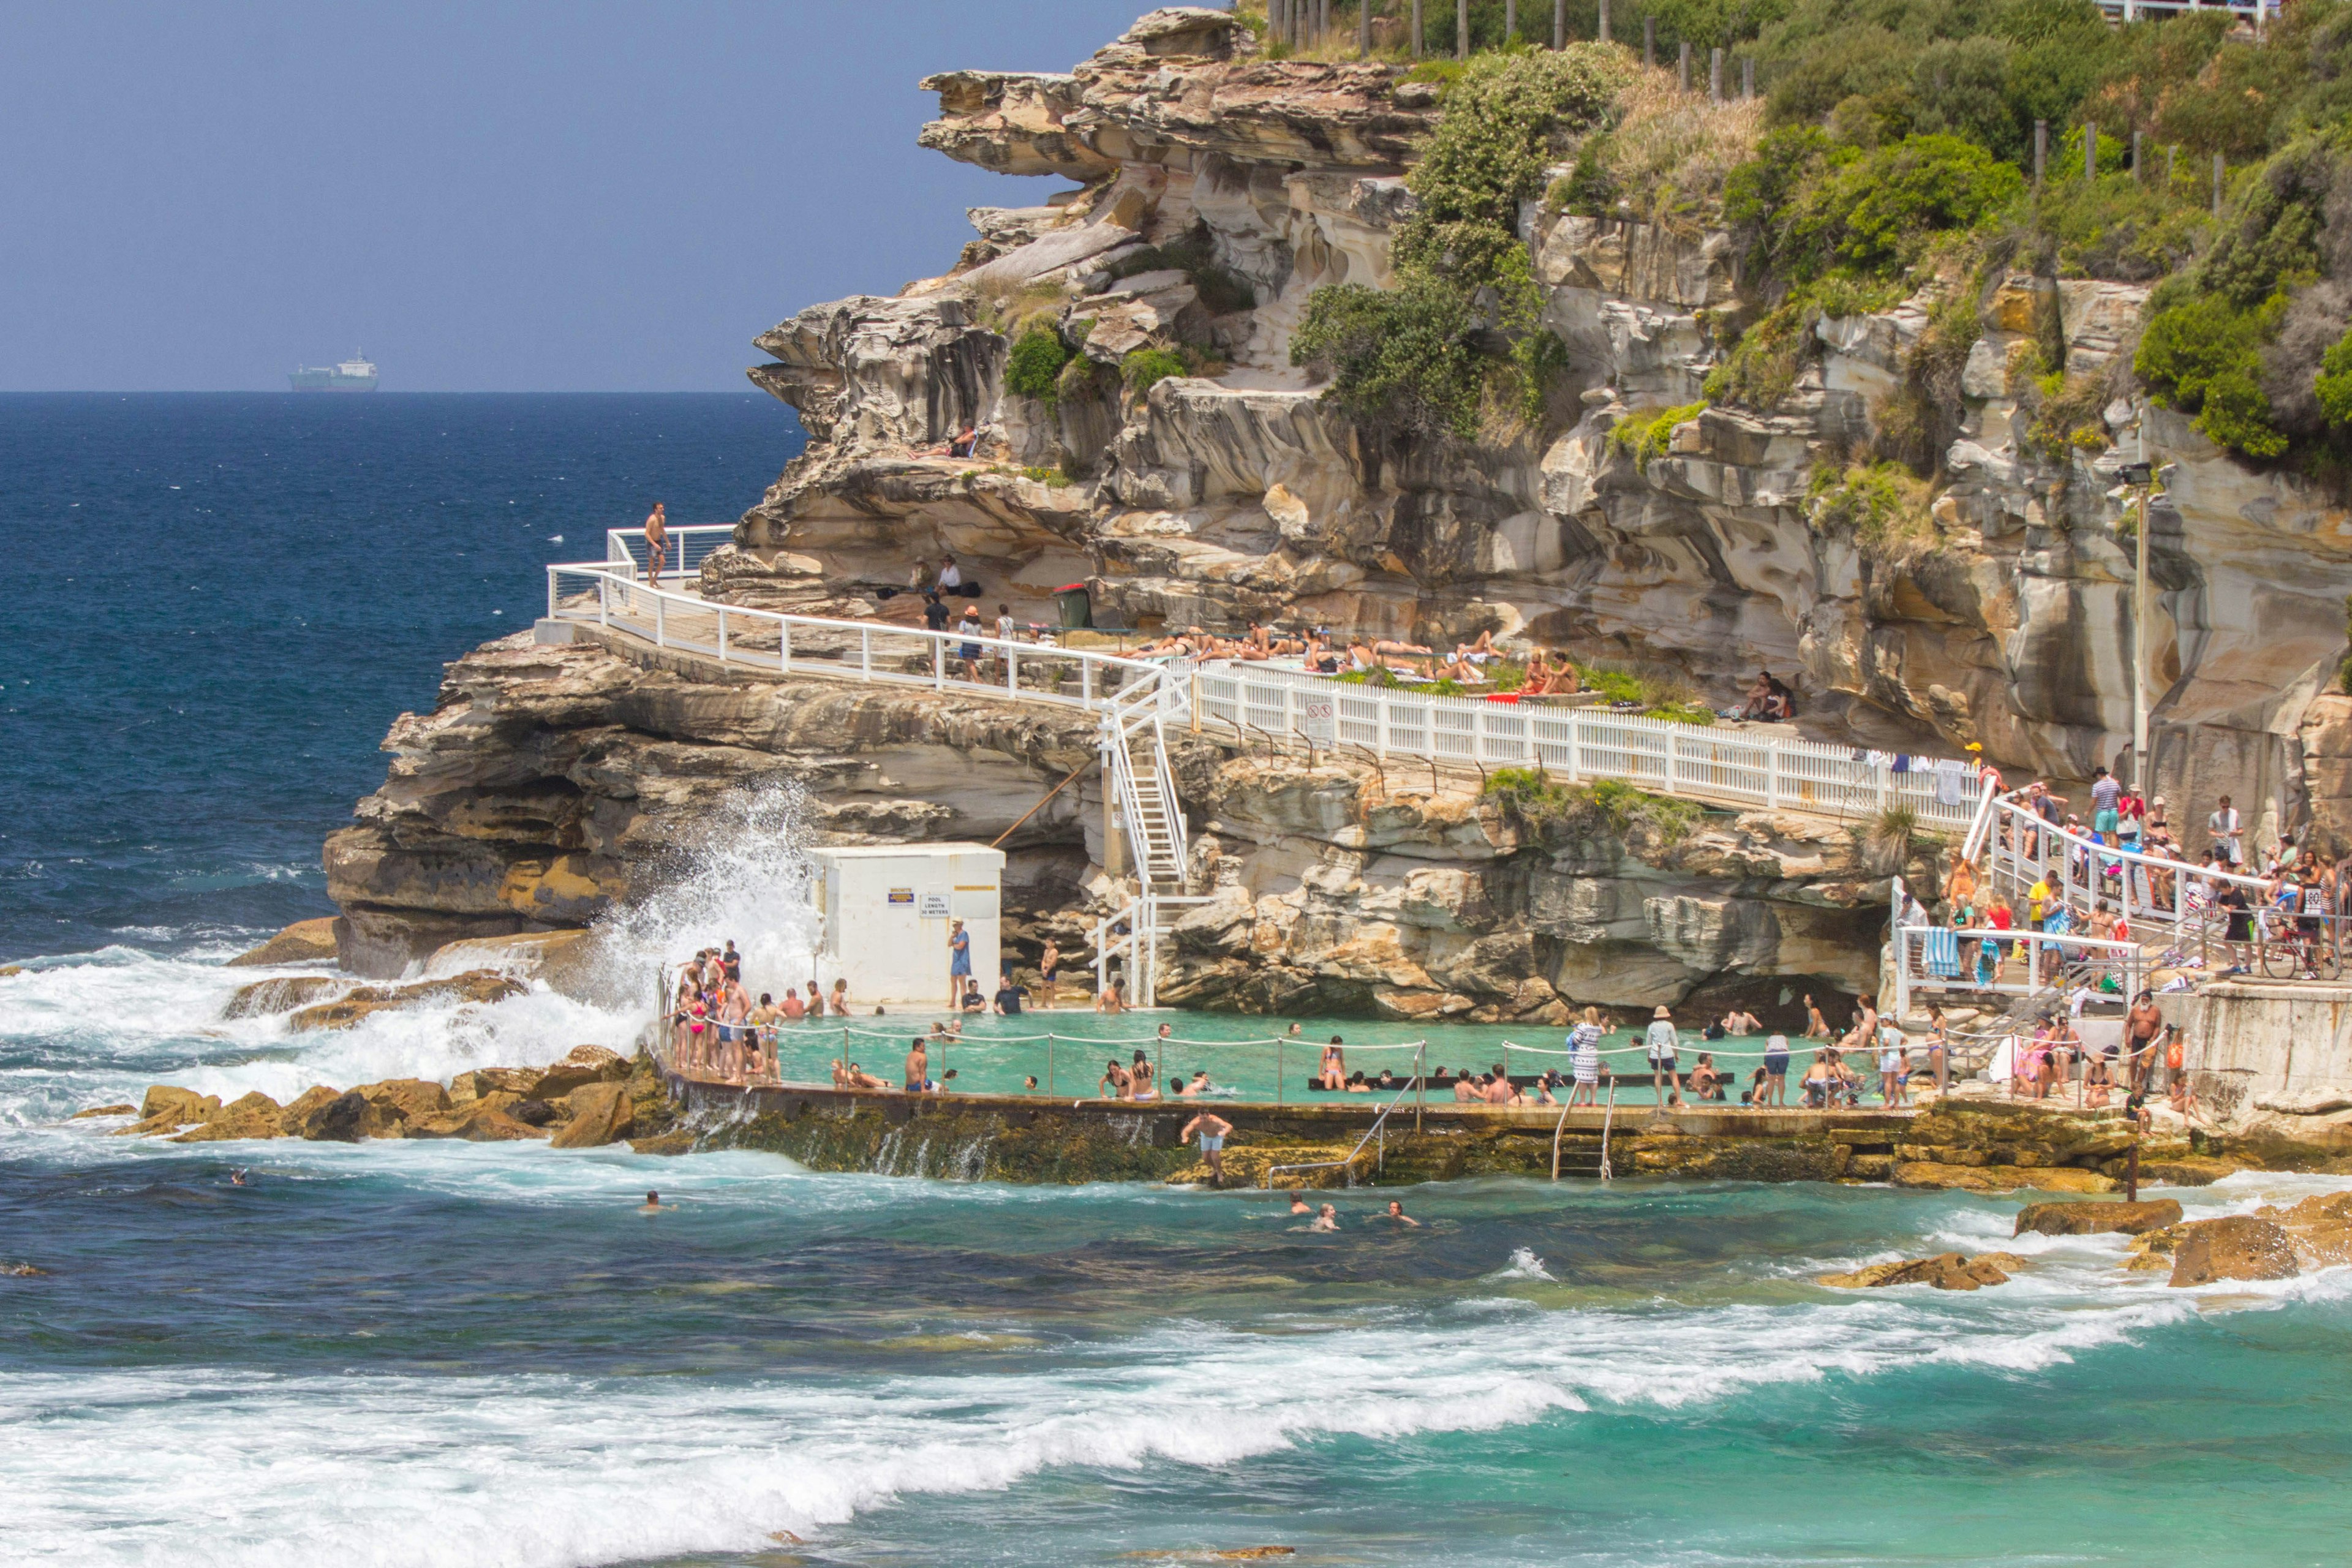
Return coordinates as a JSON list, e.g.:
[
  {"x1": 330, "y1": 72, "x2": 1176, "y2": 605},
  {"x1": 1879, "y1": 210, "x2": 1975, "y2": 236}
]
[
  {"x1": 326, "y1": 628, "x2": 1903, "y2": 1013},
  {"x1": 709, "y1": 9, "x2": 2350, "y2": 842}
]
